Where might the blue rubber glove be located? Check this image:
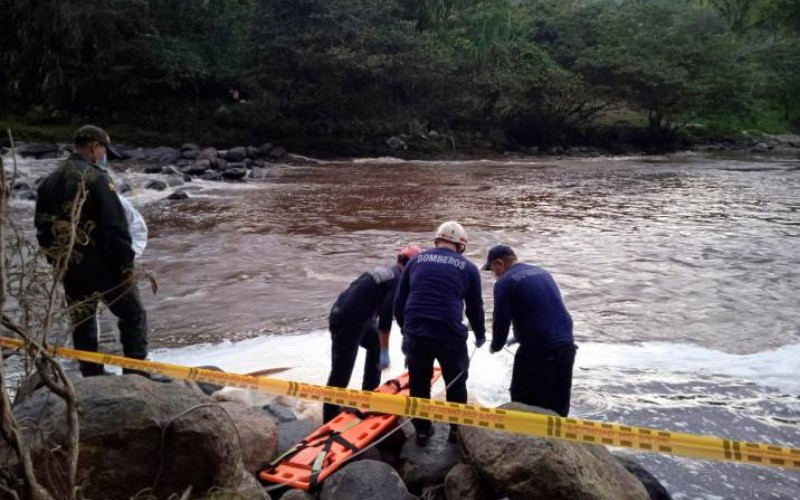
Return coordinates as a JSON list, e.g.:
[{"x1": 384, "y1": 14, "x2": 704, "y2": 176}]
[
  {"x1": 474, "y1": 336, "x2": 486, "y2": 348},
  {"x1": 379, "y1": 349, "x2": 390, "y2": 369}
]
